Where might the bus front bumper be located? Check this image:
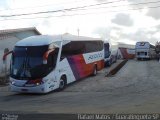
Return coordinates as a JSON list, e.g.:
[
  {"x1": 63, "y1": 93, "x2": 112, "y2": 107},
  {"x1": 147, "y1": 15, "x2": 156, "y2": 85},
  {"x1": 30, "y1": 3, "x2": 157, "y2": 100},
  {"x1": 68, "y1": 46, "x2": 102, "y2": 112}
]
[{"x1": 10, "y1": 83, "x2": 47, "y2": 94}]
